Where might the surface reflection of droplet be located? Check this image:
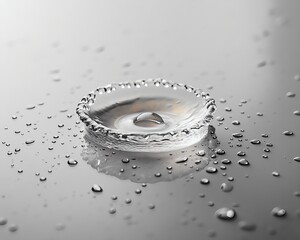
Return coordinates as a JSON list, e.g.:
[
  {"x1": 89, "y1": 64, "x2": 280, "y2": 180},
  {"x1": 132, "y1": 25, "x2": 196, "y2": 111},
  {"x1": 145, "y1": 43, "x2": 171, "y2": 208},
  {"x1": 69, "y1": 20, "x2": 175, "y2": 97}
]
[{"x1": 133, "y1": 112, "x2": 164, "y2": 127}]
